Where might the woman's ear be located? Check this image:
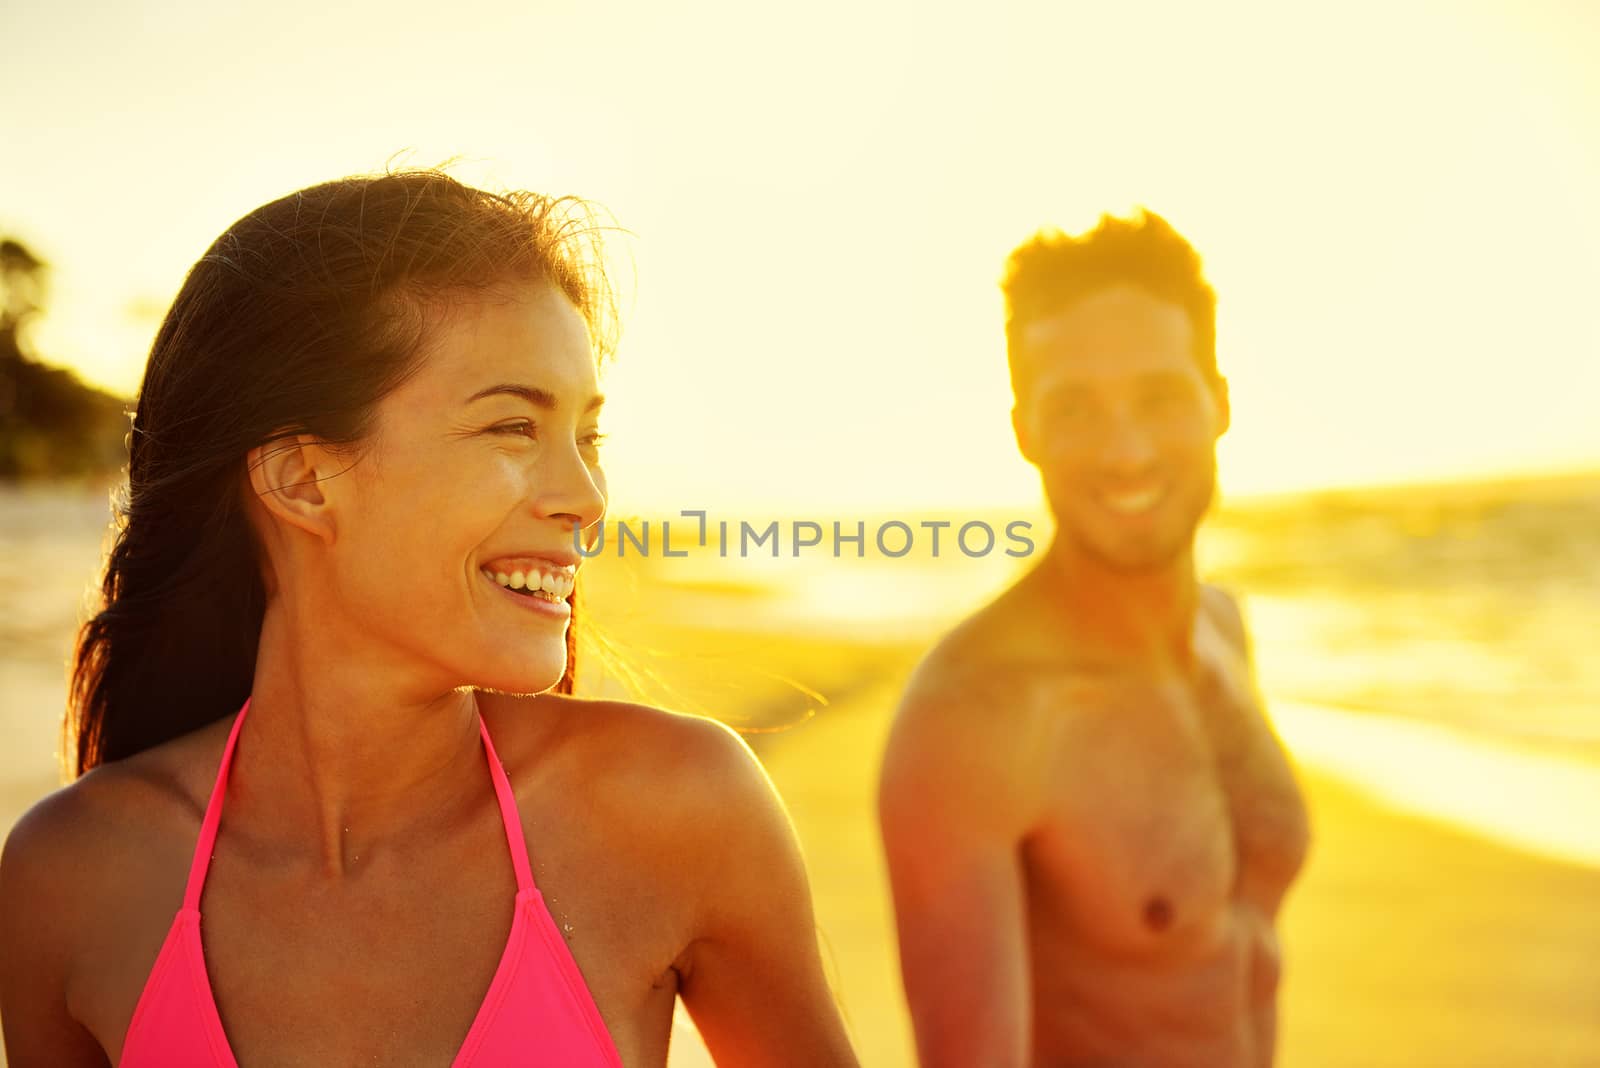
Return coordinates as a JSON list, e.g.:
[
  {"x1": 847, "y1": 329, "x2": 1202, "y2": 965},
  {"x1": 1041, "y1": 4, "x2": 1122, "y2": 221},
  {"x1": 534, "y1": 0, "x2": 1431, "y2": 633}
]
[{"x1": 246, "y1": 435, "x2": 339, "y2": 543}]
